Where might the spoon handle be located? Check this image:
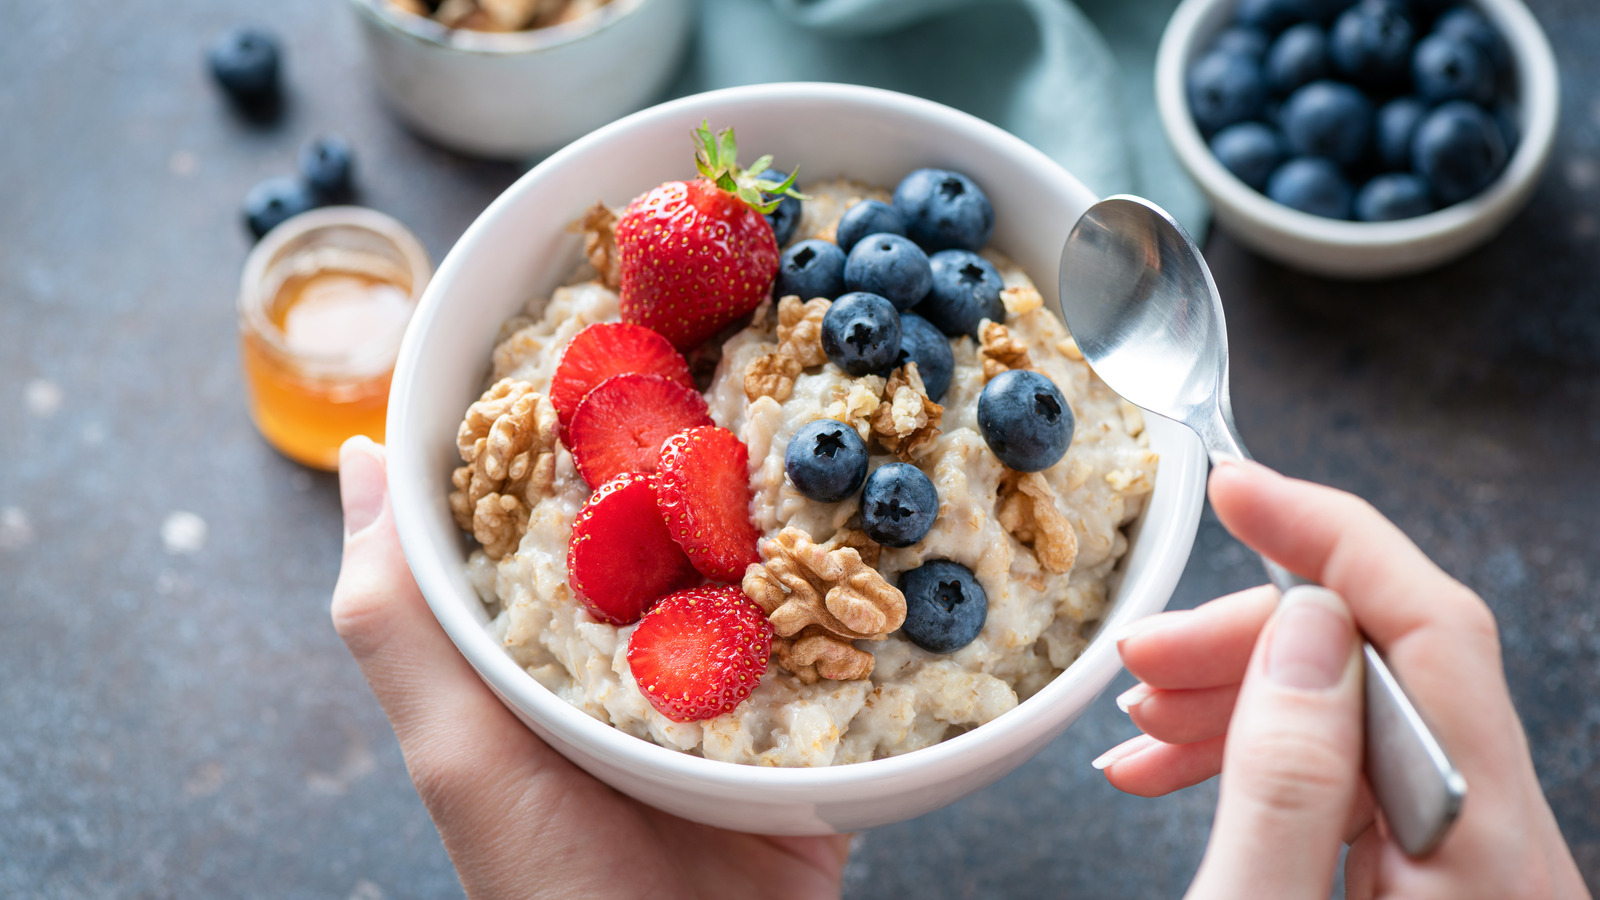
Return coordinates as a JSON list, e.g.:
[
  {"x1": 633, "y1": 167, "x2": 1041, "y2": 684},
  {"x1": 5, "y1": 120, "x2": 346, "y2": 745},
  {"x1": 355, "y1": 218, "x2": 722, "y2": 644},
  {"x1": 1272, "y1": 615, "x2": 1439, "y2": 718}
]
[{"x1": 1263, "y1": 564, "x2": 1467, "y2": 857}]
